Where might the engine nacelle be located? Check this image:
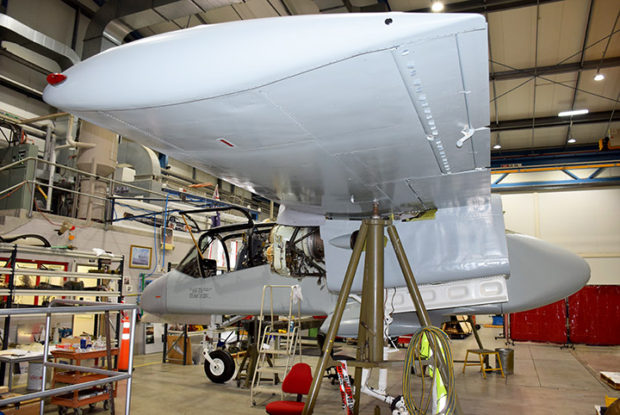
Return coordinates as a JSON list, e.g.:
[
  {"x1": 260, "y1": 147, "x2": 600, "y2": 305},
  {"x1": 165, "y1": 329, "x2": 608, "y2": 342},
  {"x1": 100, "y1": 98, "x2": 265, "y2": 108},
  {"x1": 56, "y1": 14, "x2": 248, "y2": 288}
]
[{"x1": 266, "y1": 225, "x2": 324, "y2": 278}]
